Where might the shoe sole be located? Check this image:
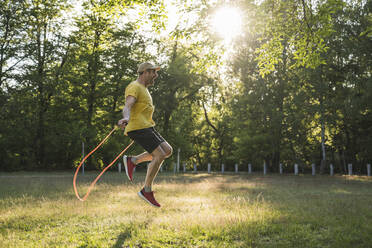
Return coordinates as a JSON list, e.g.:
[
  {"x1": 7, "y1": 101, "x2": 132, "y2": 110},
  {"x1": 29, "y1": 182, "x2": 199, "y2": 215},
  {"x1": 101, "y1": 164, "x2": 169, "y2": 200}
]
[
  {"x1": 137, "y1": 191, "x2": 160, "y2": 208},
  {"x1": 123, "y1": 155, "x2": 132, "y2": 181}
]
